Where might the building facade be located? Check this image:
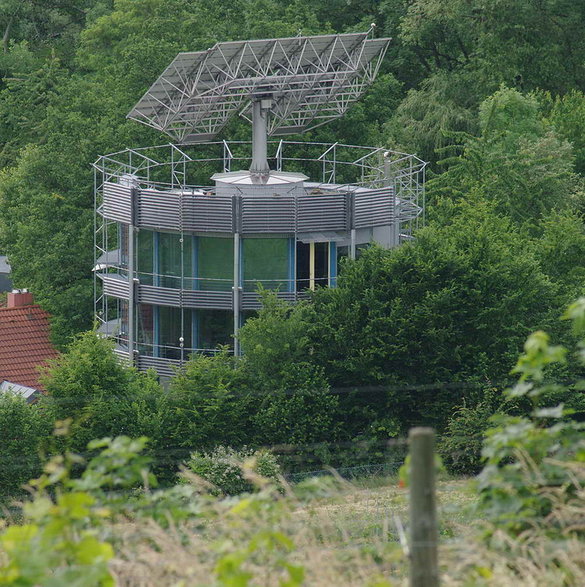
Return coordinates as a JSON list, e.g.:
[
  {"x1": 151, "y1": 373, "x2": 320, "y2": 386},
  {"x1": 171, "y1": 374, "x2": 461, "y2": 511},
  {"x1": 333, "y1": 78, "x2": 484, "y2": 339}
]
[{"x1": 93, "y1": 33, "x2": 425, "y2": 377}]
